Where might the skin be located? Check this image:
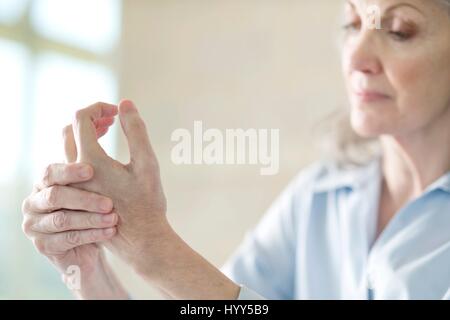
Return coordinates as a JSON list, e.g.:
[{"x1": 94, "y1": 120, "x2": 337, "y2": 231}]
[
  {"x1": 23, "y1": 101, "x2": 239, "y2": 299},
  {"x1": 22, "y1": 112, "x2": 128, "y2": 299},
  {"x1": 342, "y1": 0, "x2": 450, "y2": 236},
  {"x1": 22, "y1": 0, "x2": 450, "y2": 299}
]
